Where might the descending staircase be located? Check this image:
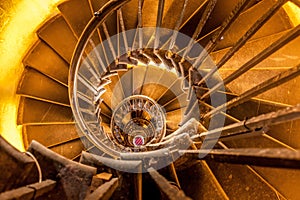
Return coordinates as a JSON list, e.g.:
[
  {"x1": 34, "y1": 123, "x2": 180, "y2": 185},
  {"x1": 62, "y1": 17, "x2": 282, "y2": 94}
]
[{"x1": 1, "y1": 0, "x2": 300, "y2": 199}]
